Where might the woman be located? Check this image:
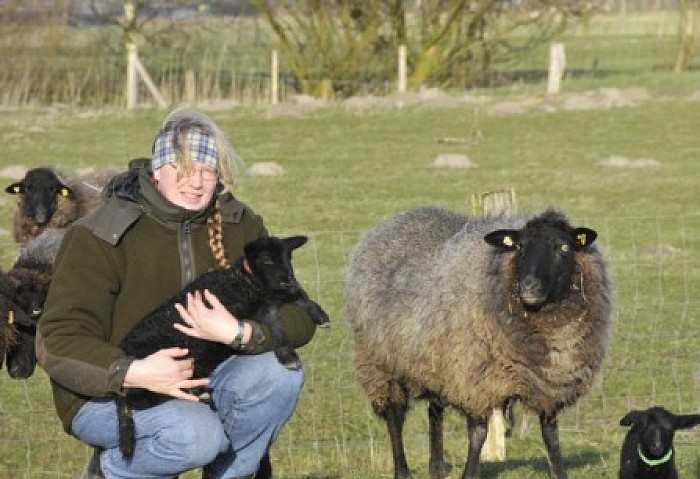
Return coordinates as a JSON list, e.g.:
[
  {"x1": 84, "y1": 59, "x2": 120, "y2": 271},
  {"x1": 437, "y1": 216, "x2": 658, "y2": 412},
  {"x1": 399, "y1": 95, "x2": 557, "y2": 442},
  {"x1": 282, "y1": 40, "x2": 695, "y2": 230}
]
[{"x1": 36, "y1": 109, "x2": 317, "y2": 479}]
